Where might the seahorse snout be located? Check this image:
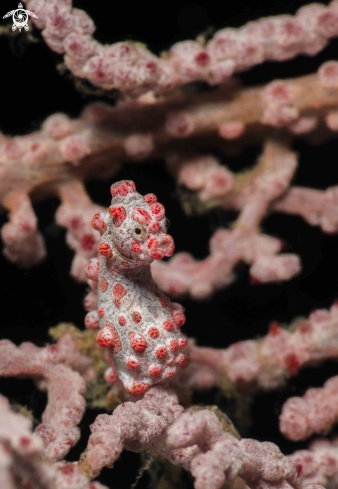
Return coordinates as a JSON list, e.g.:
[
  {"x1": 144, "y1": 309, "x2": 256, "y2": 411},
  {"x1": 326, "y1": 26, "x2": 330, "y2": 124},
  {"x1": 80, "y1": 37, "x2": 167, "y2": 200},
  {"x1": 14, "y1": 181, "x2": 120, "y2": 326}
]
[{"x1": 148, "y1": 234, "x2": 174, "y2": 259}]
